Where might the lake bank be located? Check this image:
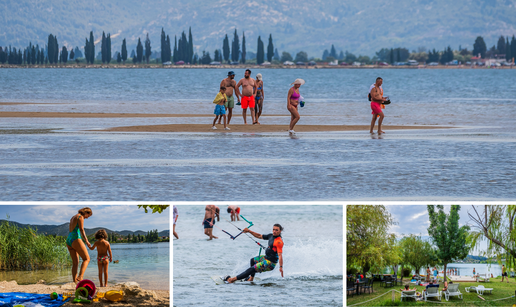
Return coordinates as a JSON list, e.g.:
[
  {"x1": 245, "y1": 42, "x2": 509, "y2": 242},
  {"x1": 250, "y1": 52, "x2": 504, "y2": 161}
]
[{"x1": 0, "y1": 280, "x2": 169, "y2": 306}]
